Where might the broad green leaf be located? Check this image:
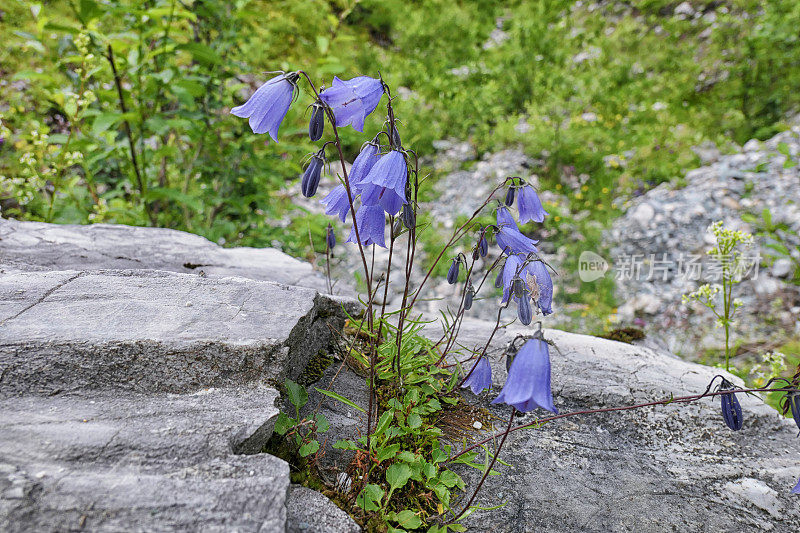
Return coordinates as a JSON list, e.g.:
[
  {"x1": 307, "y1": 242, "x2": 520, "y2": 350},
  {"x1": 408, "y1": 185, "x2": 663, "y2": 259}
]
[
  {"x1": 314, "y1": 413, "x2": 329, "y2": 433},
  {"x1": 392, "y1": 510, "x2": 422, "y2": 530},
  {"x1": 273, "y1": 412, "x2": 293, "y2": 435},
  {"x1": 333, "y1": 439, "x2": 360, "y2": 451},
  {"x1": 315, "y1": 388, "x2": 365, "y2": 413},
  {"x1": 92, "y1": 113, "x2": 122, "y2": 136},
  {"x1": 386, "y1": 463, "x2": 412, "y2": 494},
  {"x1": 356, "y1": 484, "x2": 384, "y2": 512},
  {"x1": 285, "y1": 379, "x2": 308, "y2": 409},
  {"x1": 407, "y1": 412, "x2": 422, "y2": 429},
  {"x1": 299, "y1": 440, "x2": 320, "y2": 457},
  {"x1": 376, "y1": 443, "x2": 401, "y2": 462}
]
